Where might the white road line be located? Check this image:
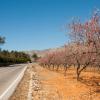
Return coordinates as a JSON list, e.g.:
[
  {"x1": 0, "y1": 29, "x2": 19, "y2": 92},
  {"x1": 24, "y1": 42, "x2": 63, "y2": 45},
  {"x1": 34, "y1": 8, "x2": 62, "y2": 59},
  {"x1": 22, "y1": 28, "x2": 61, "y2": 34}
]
[{"x1": 0, "y1": 65, "x2": 27, "y2": 100}]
